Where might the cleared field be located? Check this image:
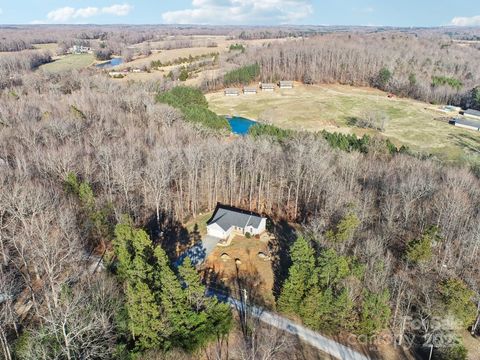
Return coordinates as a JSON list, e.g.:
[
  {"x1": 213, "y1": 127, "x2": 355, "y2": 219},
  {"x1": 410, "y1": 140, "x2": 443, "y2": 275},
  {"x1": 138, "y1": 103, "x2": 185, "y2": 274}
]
[
  {"x1": 130, "y1": 35, "x2": 290, "y2": 53},
  {"x1": 39, "y1": 53, "x2": 95, "y2": 72},
  {"x1": 207, "y1": 83, "x2": 480, "y2": 164},
  {"x1": 32, "y1": 43, "x2": 58, "y2": 52},
  {"x1": 116, "y1": 46, "x2": 220, "y2": 70}
]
